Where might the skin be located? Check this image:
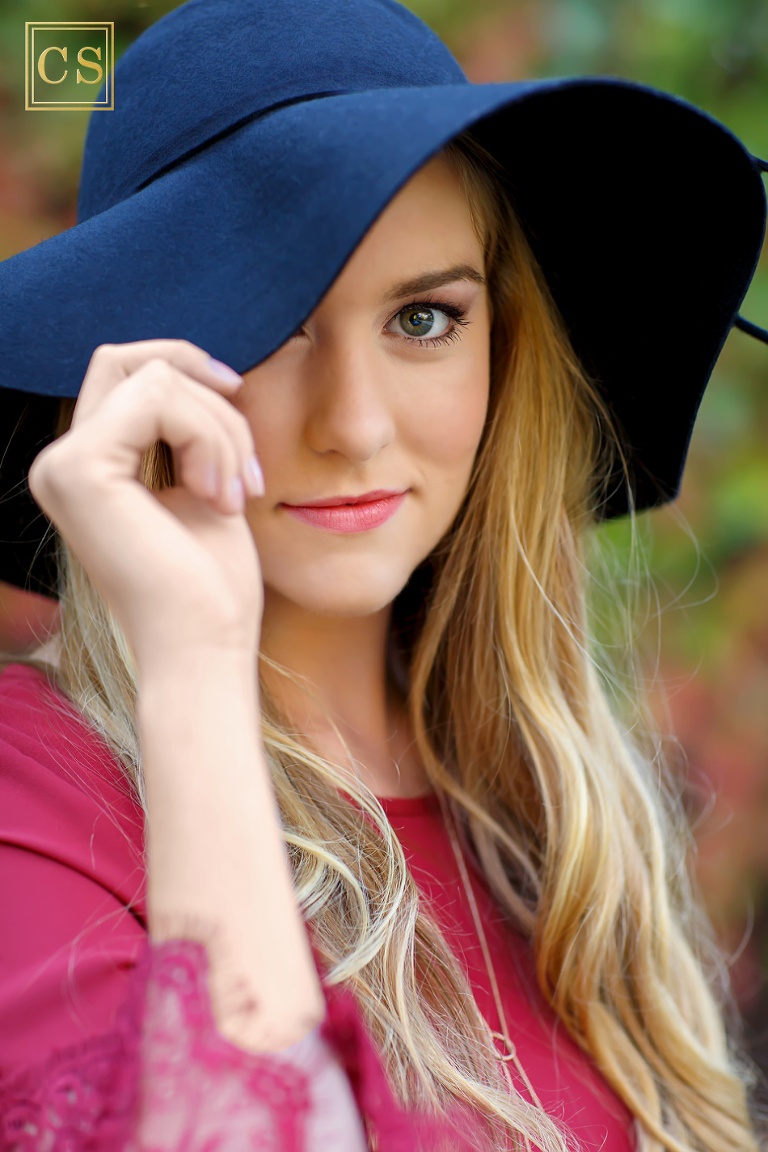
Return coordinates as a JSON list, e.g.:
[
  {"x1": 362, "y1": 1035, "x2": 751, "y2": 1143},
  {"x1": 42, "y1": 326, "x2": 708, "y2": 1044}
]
[{"x1": 31, "y1": 152, "x2": 493, "y2": 799}]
